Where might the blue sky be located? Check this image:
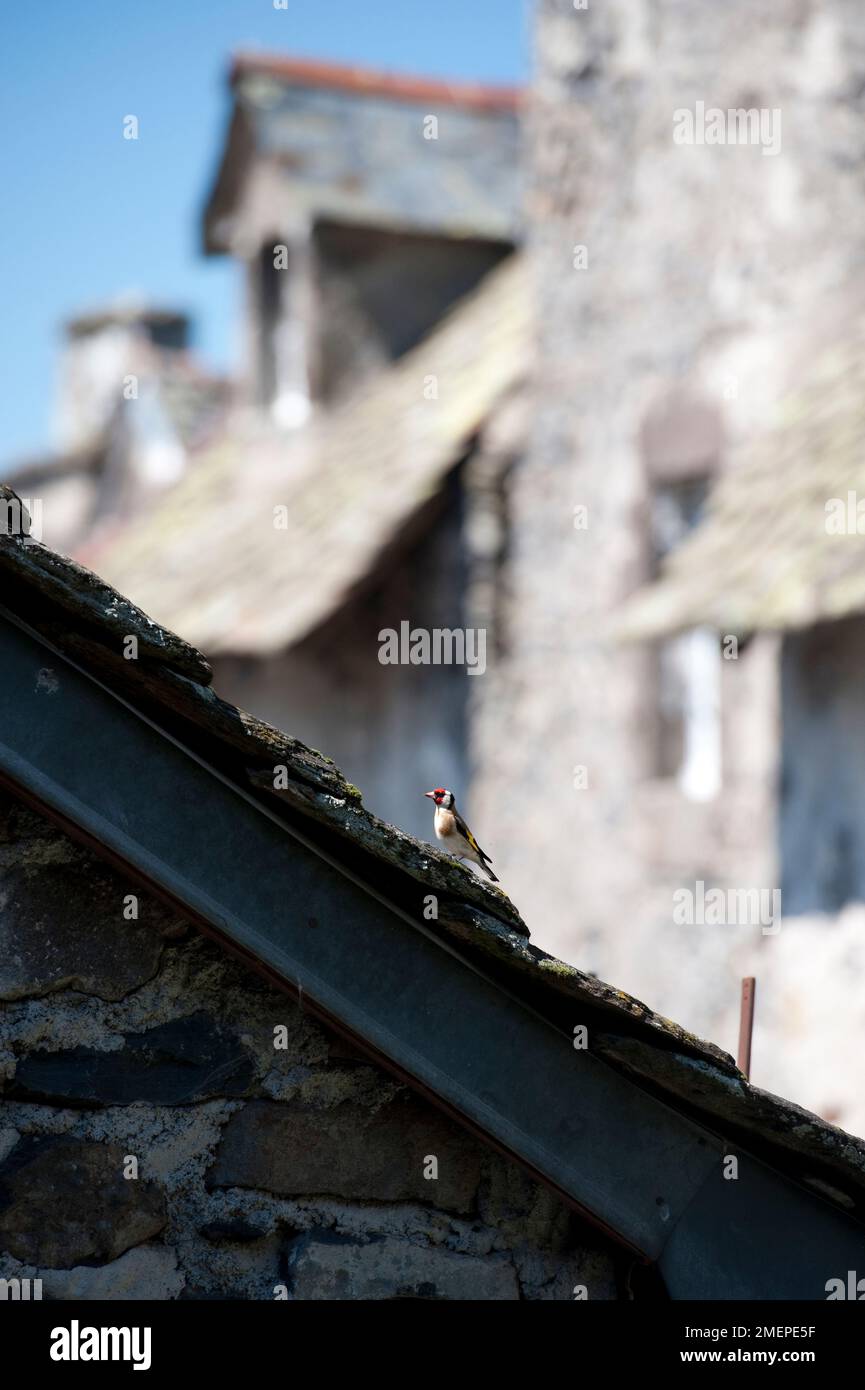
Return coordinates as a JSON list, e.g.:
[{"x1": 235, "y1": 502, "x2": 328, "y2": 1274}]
[{"x1": 0, "y1": 1, "x2": 528, "y2": 466}]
